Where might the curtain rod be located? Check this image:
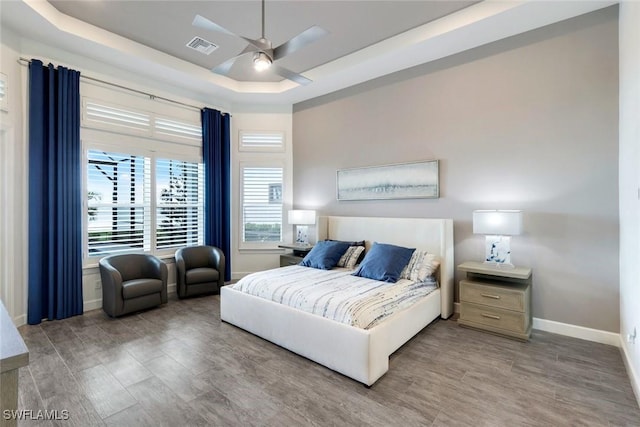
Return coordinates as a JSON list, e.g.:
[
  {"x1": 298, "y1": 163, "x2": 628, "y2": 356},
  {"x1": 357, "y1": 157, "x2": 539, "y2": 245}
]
[{"x1": 18, "y1": 57, "x2": 231, "y2": 115}]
